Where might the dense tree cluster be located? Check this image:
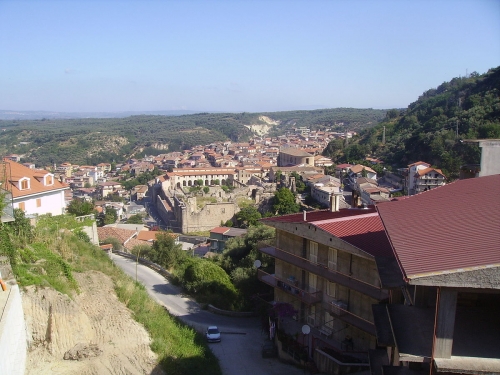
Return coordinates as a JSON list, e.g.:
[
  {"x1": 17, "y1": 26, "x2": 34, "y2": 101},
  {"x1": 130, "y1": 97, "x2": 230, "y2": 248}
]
[{"x1": 323, "y1": 66, "x2": 500, "y2": 179}]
